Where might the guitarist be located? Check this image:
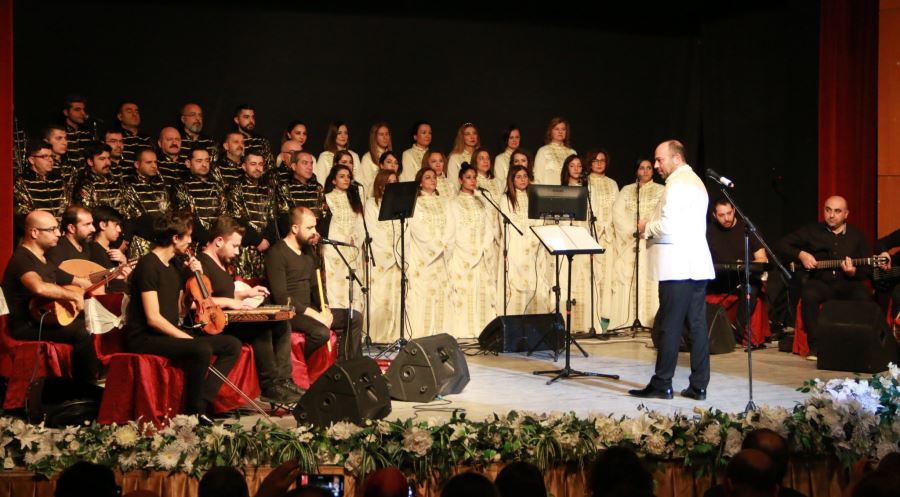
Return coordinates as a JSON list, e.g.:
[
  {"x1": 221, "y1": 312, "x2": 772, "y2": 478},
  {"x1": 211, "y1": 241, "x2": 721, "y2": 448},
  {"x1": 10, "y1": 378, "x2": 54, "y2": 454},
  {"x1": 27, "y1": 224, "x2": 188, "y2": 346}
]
[
  {"x1": 46, "y1": 206, "x2": 96, "y2": 289},
  {"x1": 776, "y1": 195, "x2": 872, "y2": 361},
  {"x1": 89, "y1": 205, "x2": 131, "y2": 293},
  {"x1": 875, "y1": 228, "x2": 900, "y2": 325},
  {"x1": 1, "y1": 210, "x2": 100, "y2": 385}
]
